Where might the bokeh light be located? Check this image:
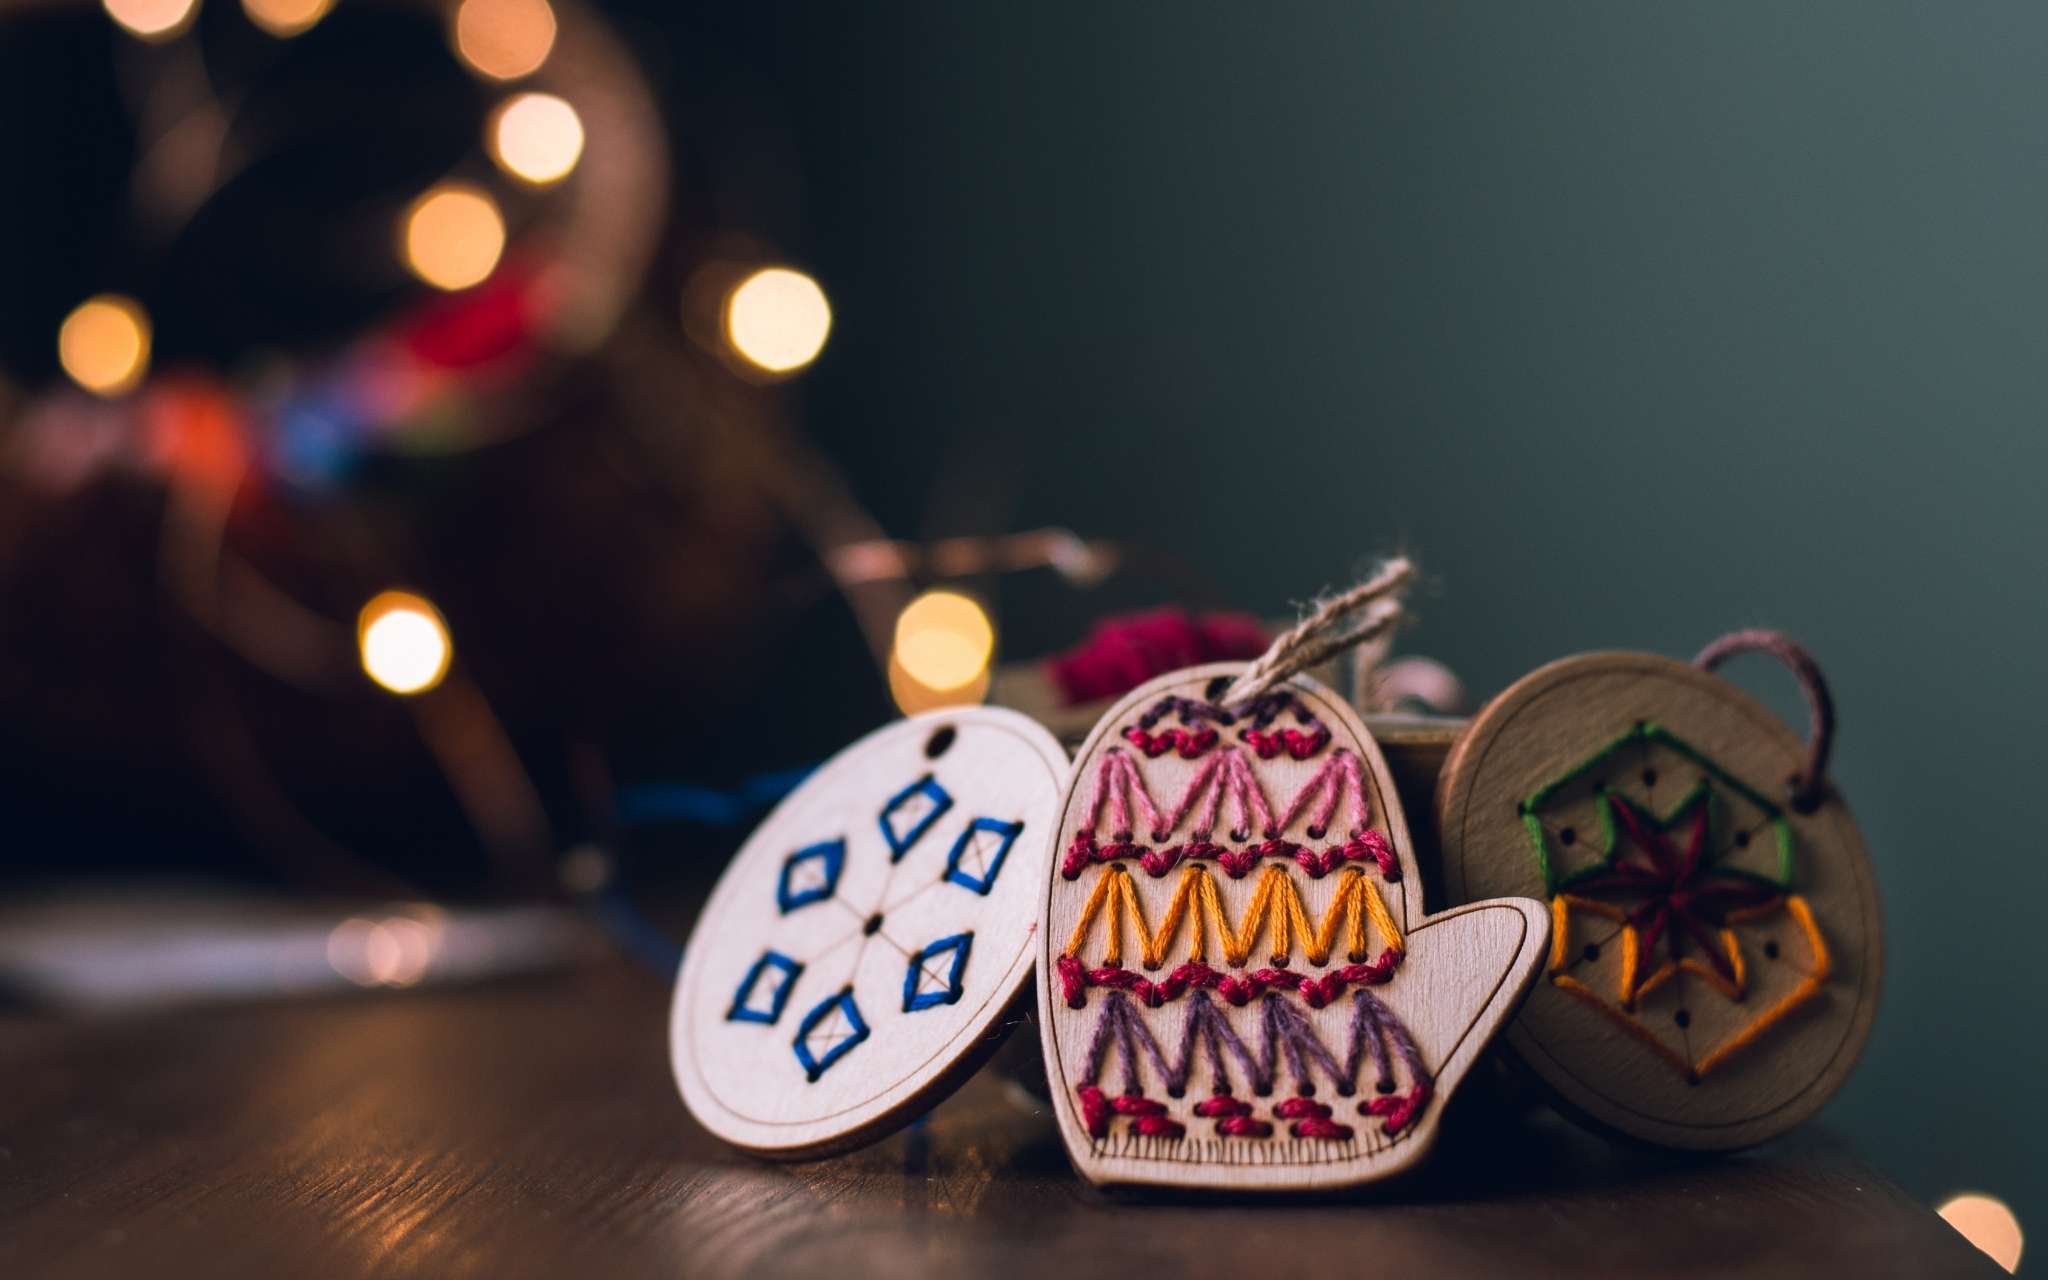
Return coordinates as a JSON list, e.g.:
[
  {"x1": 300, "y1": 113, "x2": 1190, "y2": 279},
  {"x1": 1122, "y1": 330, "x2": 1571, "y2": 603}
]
[
  {"x1": 327, "y1": 913, "x2": 442, "y2": 988},
  {"x1": 452, "y1": 0, "x2": 557, "y2": 81},
  {"x1": 57, "y1": 295, "x2": 152, "y2": 398},
  {"x1": 357, "y1": 591, "x2": 453, "y2": 695},
  {"x1": 488, "y1": 93, "x2": 585, "y2": 185},
  {"x1": 893, "y1": 591, "x2": 994, "y2": 693},
  {"x1": 888, "y1": 652, "x2": 990, "y2": 717},
  {"x1": 723, "y1": 267, "x2": 832, "y2": 374},
  {"x1": 103, "y1": 0, "x2": 198, "y2": 40},
  {"x1": 242, "y1": 0, "x2": 334, "y2": 37},
  {"x1": 1938, "y1": 1193, "x2": 2023, "y2": 1273},
  {"x1": 401, "y1": 183, "x2": 506, "y2": 291}
]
